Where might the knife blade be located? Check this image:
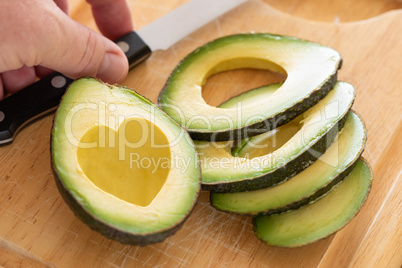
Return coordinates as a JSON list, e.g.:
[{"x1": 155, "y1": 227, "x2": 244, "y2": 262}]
[{"x1": 0, "y1": 0, "x2": 248, "y2": 145}]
